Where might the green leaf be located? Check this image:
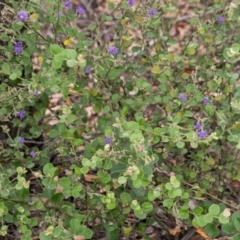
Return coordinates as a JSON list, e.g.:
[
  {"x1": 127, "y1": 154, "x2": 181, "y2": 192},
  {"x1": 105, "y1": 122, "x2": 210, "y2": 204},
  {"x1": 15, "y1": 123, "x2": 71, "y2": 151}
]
[
  {"x1": 208, "y1": 204, "x2": 220, "y2": 216},
  {"x1": 186, "y1": 47, "x2": 195, "y2": 55},
  {"x1": 231, "y1": 43, "x2": 240, "y2": 53},
  {"x1": 193, "y1": 207, "x2": 203, "y2": 215},
  {"x1": 148, "y1": 189, "x2": 160, "y2": 201},
  {"x1": 134, "y1": 209, "x2": 147, "y2": 219},
  {"x1": 141, "y1": 202, "x2": 153, "y2": 212},
  {"x1": 232, "y1": 212, "x2": 240, "y2": 231},
  {"x1": 176, "y1": 141, "x2": 185, "y2": 148},
  {"x1": 170, "y1": 176, "x2": 181, "y2": 188},
  {"x1": 93, "y1": 104, "x2": 101, "y2": 113},
  {"x1": 120, "y1": 192, "x2": 132, "y2": 204},
  {"x1": 106, "y1": 228, "x2": 119, "y2": 240},
  {"x1": 204, "y1": 224, "x2": 220, "y2": 238},
  {"x1": 118, "y1": 176, "x2": 127, "y2": 184},
  {"x1": 88, "y1": 24, "x2": 96, "y2": 31},
  {"x1": 66, "y1": 59, "x2": 77, "y2": 67},
  {"x1": 58, "y1": 177, "x2": 71, "y2": 189},
  {"x1": 179, "y1": 209, "x2": 189, "y2": 219},
  {"x1": 2, "y1": 63, "x2": 10, "y2": 74},
  {"x1": 133, "y1": 179, "x2": 142, "y2": 188},
  {"x1": 219, "y1": 212, "x2": 230, "y2": 224},
  {"x1": 9, "y1": 73, "x2": 17, "y2": 80},
  {"x1": 39, "y1": 232, "x2": 52, "y2": 240},
  {"x1": 172, "y1": 188, "x2": 182, "y2": 197},
  {"x1": 196, "y1": 216, "x2": 207, "y2": 227},
  {"x1": 163, "y1": 198, "x2": 173, "y2": 208},
  {"x1": 66, "y1": 49, "x2": 77, "y2": 59},
  {"x1": 151, "y1": 65, "x2": 160, "y2": 74},
  {"x1": 222, "y1": 222, "x2": 235, "y2": 235},
  {"x1": 233, "y1": 234, "x2": 240, "y2": 240},
  {"x1": 204, "y1": 213, "x2": 213, "y2": 224},
  {"x1": 52, "y1": 56, "x2": 63, "y2": 69},
  {"x1": 50, "y1": 44, "x2": 64, "y2": 55},
  {"x1": 51, "y1": 193, "x2": 63, "y2": 204}
]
